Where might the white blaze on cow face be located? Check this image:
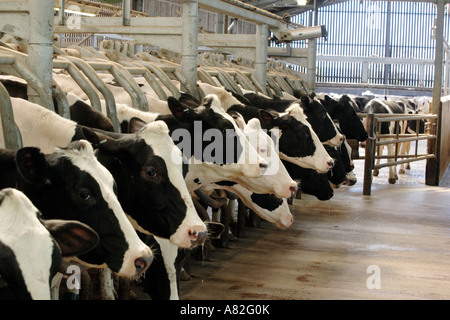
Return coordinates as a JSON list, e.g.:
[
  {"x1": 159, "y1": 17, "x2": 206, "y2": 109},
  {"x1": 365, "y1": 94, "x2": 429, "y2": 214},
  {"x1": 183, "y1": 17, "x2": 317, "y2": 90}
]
[
  {"x1": 237, "y1": 117, "x2": 297, "y2": 198},
  {"x1": 135, "y1": 121, "x2": 207, "y2": 248},
  {"x1": 279, "y1": 104, "x2": 334, "y2": 173},
  {"x1": 0, "y1": 188, "x2": 56, "y2": 300},
  {"x1": 61, "y1": 141, "x2": 153, "y2": 277}
]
